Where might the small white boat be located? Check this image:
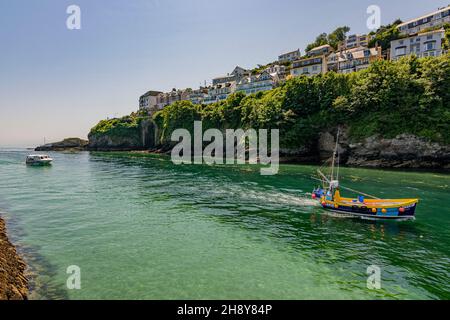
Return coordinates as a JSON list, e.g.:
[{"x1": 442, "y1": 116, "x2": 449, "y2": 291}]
[{"x1": 26, "y1": 154, "x2": 53, "y2": 166}]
